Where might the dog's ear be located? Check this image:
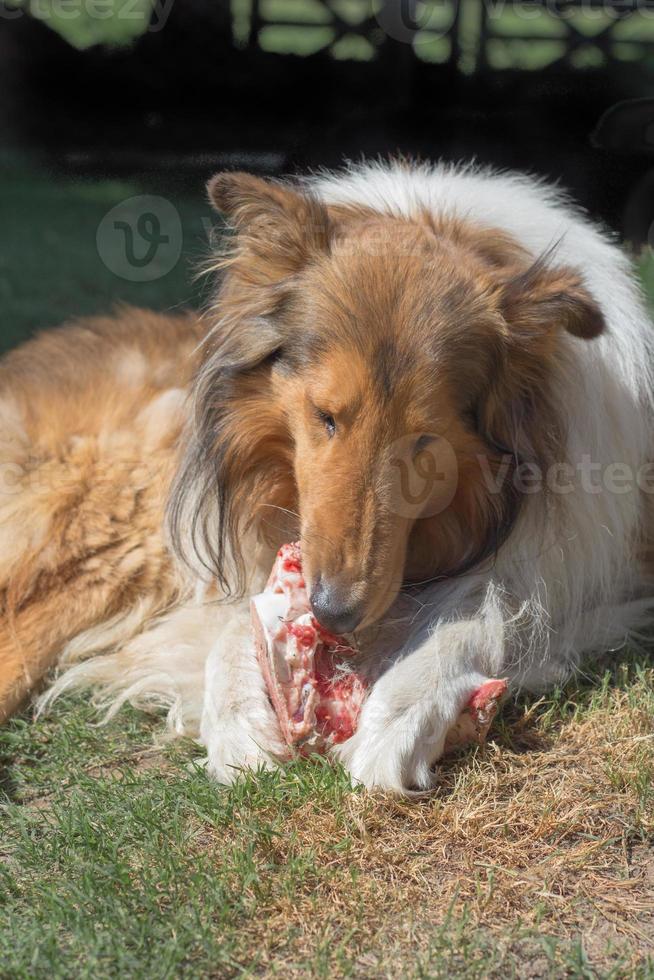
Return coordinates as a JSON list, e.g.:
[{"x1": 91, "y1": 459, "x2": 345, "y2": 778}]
[
  {"x1": 499, "y1": 253, "x2": 605, "y2": 342},
  {"x1": 170, "y1": 174, "x2": 321, "y2": 592},
  {"x1": 208, "y1": 172, "x2": 330, "y2": 287},
  {"x1": 479, "y1": 256, "x2": 604, "y2": 465}
]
